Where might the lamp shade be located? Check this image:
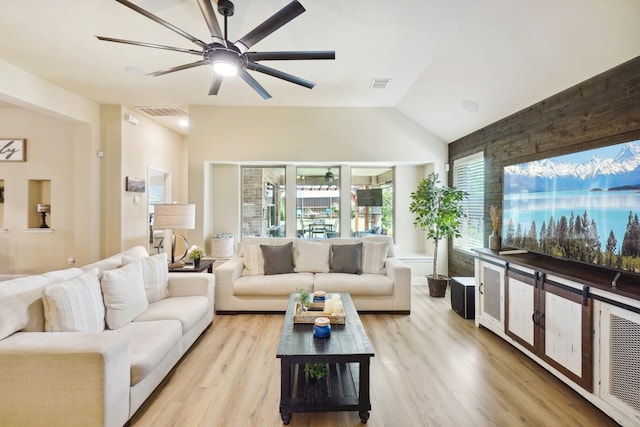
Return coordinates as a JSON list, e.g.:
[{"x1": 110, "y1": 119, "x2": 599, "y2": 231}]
[
  {"x1": 153, "y1": 203, "x2": 195, "y2": 229},
  {"x1": 37, "y1": 204, "x2": 51, "y2": 213}
]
